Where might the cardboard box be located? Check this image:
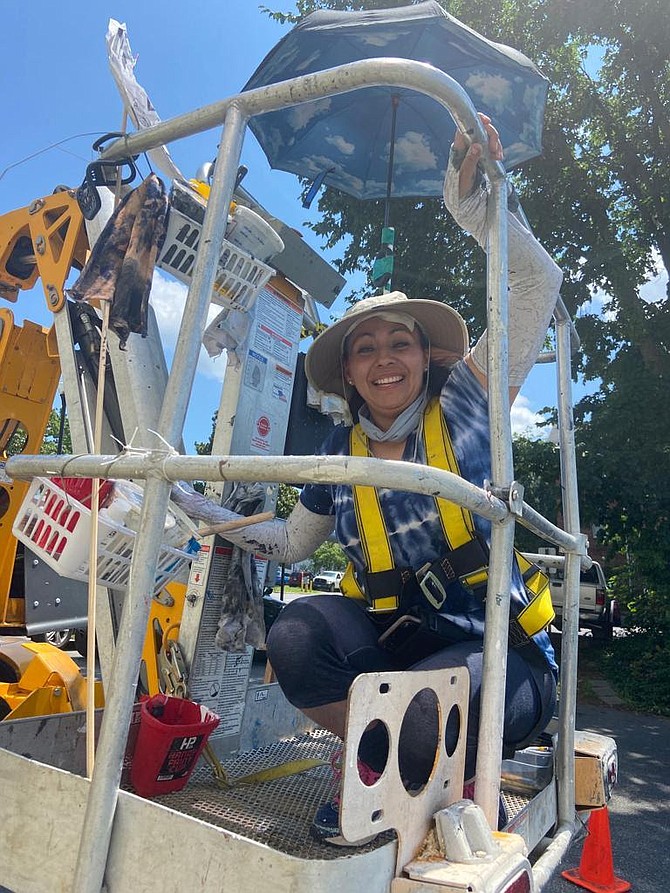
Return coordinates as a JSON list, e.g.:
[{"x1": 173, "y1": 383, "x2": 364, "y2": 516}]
[{"x1": 574, "y1": 731, "x2": 618, "y2": 808}]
